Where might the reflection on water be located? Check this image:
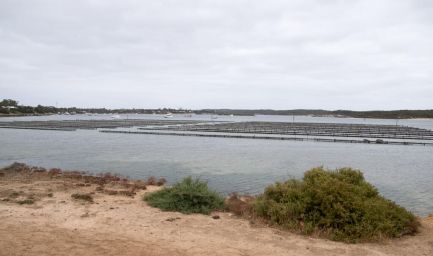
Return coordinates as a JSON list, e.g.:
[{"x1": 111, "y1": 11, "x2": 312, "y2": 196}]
[{"x1": 0, "y1": 114, "x2": 432, "y2": 216}]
